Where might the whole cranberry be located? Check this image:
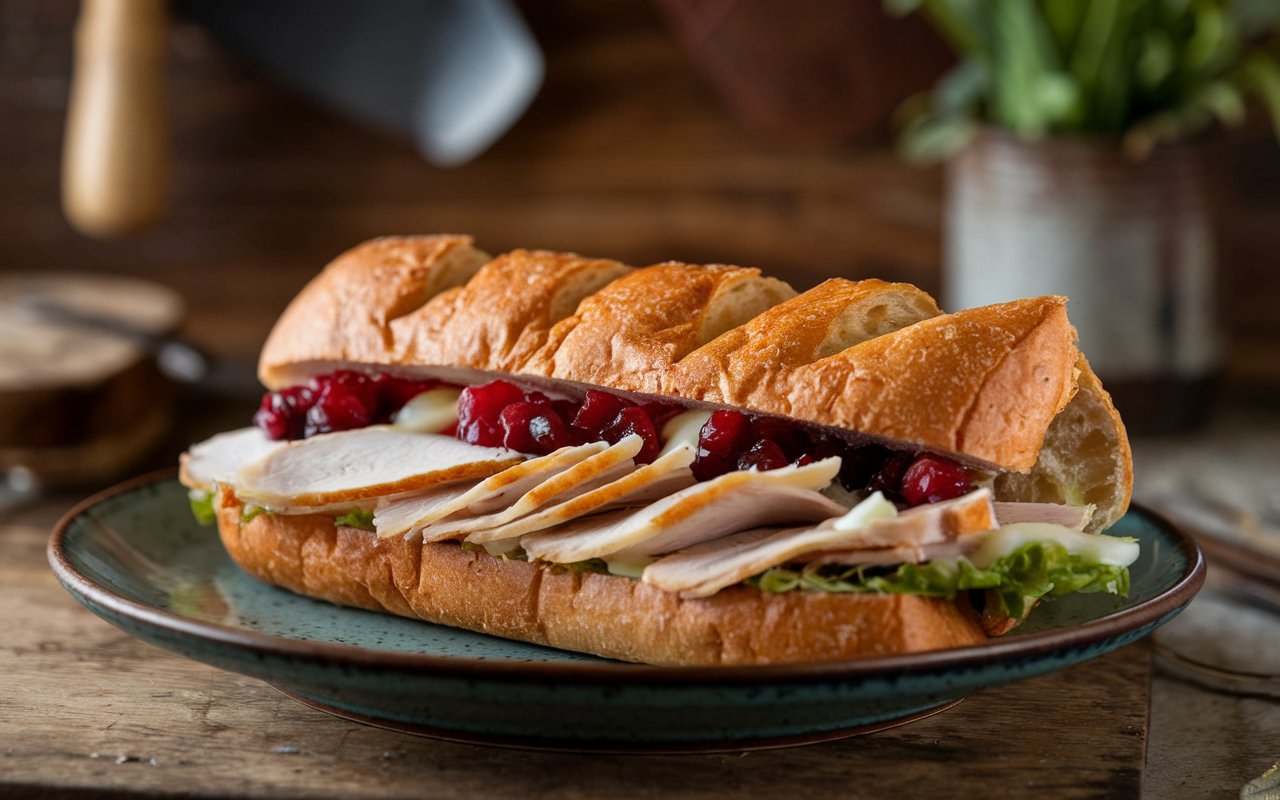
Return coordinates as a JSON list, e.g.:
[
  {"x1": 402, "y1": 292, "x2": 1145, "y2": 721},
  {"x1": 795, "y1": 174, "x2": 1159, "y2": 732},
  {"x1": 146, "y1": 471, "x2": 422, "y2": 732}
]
[
  {"x1": 499, "y1": 401, "x2": 572, "y2": 454},
  {"x1": 600, "y1": 406, "x2": 661, "y2": 463},
  {"x1": 749, "y1": 415, "x2": 809, "y2": 460},
  {"x1": 737, "y1": 438, "x2": 789, "y2": 472},
  {"x1": 304, "y1": 377, "x2": 375, "y2": 437},
  {"x1": 900, "y1": 455, "x2": 974, "y2": 506},
  {"x1": 253, "y1": 384, "x2": 315, "y2": 440},
  {"x1": 456, "y1": 381, "x2": 524, "y2": 446},
  {"x1": 572, "y1": 390, "x2": 633, "y2": 434},
  {"x1": 691, "y1": 409, "x2": 753, "y2": 480},
  {"x1": 867, "y1": 451, "x2": 916, "y2": 500}
]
